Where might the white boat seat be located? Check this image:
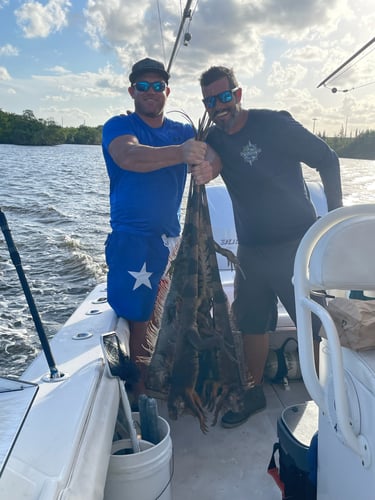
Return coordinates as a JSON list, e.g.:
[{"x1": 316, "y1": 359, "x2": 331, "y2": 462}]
[
  {"x1": 293, "y1": 204, "x2": 375, "y2": 464},
  {"x1": 309, "y1": 215, "x2": 375, "y2": 290}
]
